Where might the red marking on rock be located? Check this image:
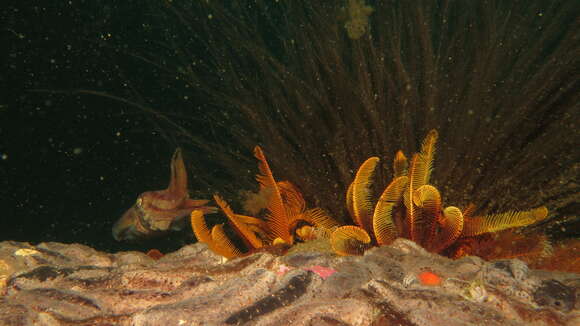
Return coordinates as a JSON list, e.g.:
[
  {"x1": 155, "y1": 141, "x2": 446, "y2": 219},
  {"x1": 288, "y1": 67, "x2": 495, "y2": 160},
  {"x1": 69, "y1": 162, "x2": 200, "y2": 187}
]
[{"x1": 303, "y1": 266, "x2": 337, "y2": 279}]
